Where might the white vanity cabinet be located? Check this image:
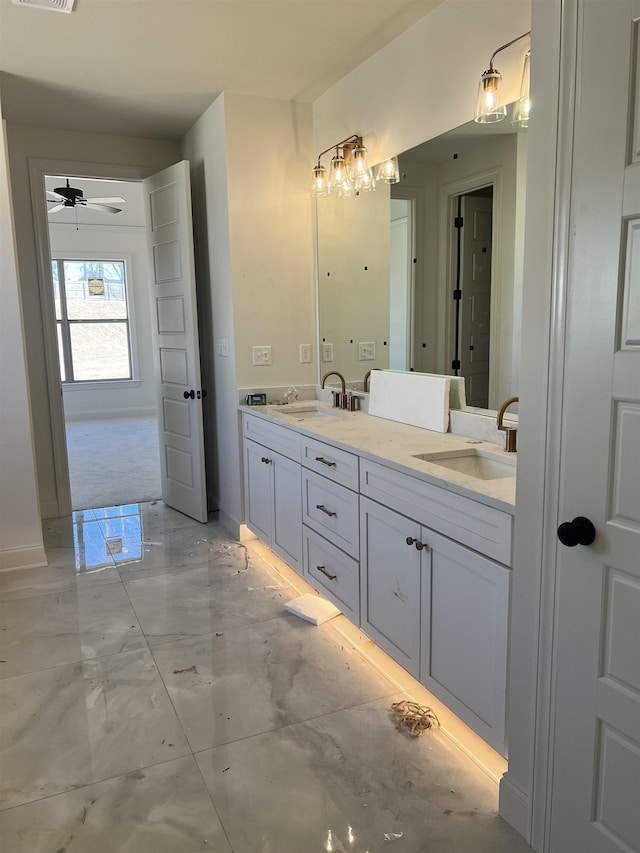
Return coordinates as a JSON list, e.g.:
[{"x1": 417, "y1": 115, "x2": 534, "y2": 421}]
[
  {"x1": 300, "y1": 436, "x2": 361, "y2": 619},
  {"x1": 360, "y1": 459, "x2": 512, "y2": 755},
  {"x1": 242, "y1": 414, "x2": 303, "y2": 574}
]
